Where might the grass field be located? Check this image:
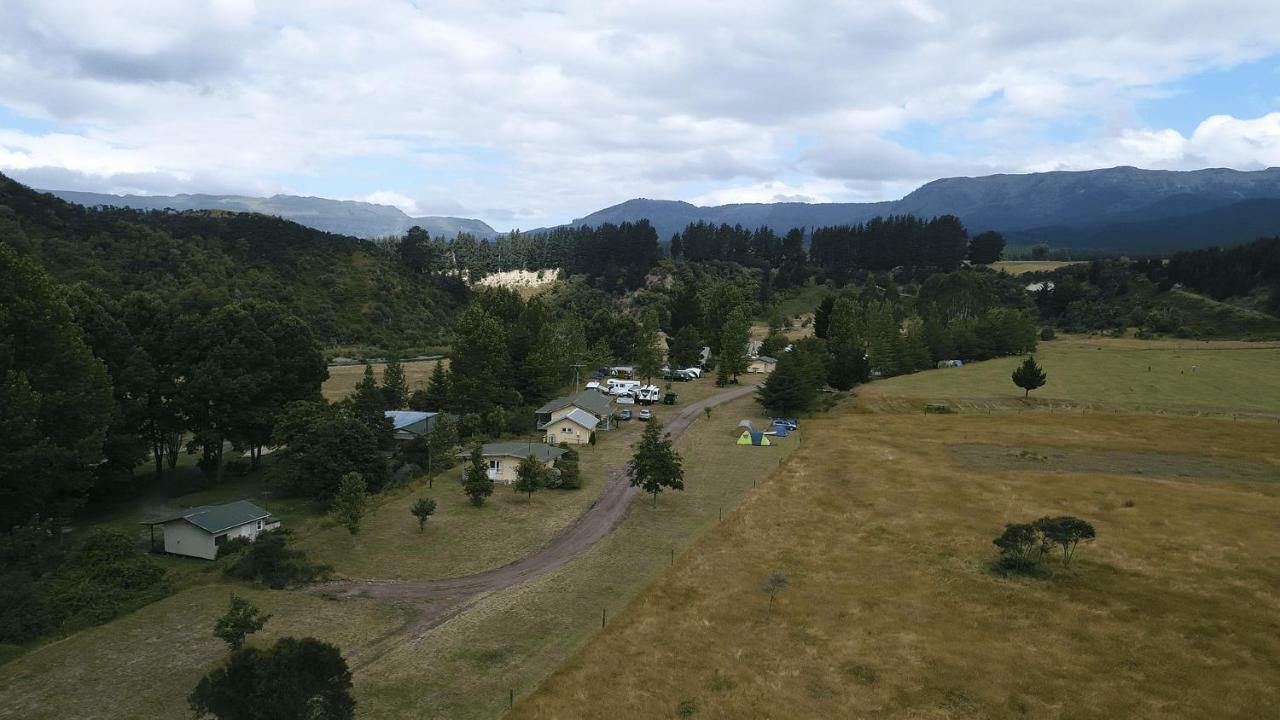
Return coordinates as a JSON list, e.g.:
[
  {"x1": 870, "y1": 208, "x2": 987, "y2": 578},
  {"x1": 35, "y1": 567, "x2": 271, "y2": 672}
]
[
  {"x1": 988, "y1": 260, "x2": 1083, "y2": 274},
  {"x1": 0, "y1": 585, "x2": 415, "y2": 720},
  {"x1": 513, "y1": 409, "x2": 1280, "y2": 719},
  {"x1": 861, "y1": 336, "x2": 1280, "y2": 416},
  {"x1": 322, "y1": 358, "x2": 448, "y2": 402}
]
